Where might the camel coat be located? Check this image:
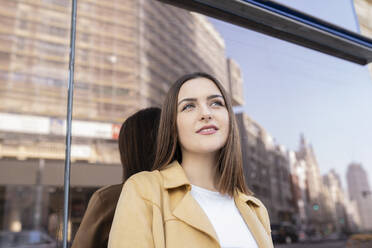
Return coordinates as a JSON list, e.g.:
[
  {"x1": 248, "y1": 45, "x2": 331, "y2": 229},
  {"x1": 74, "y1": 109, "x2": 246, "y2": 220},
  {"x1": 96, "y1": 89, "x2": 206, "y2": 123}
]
[{"x1": 108, "y1": 161, "x2": 273, "y2": 248}]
